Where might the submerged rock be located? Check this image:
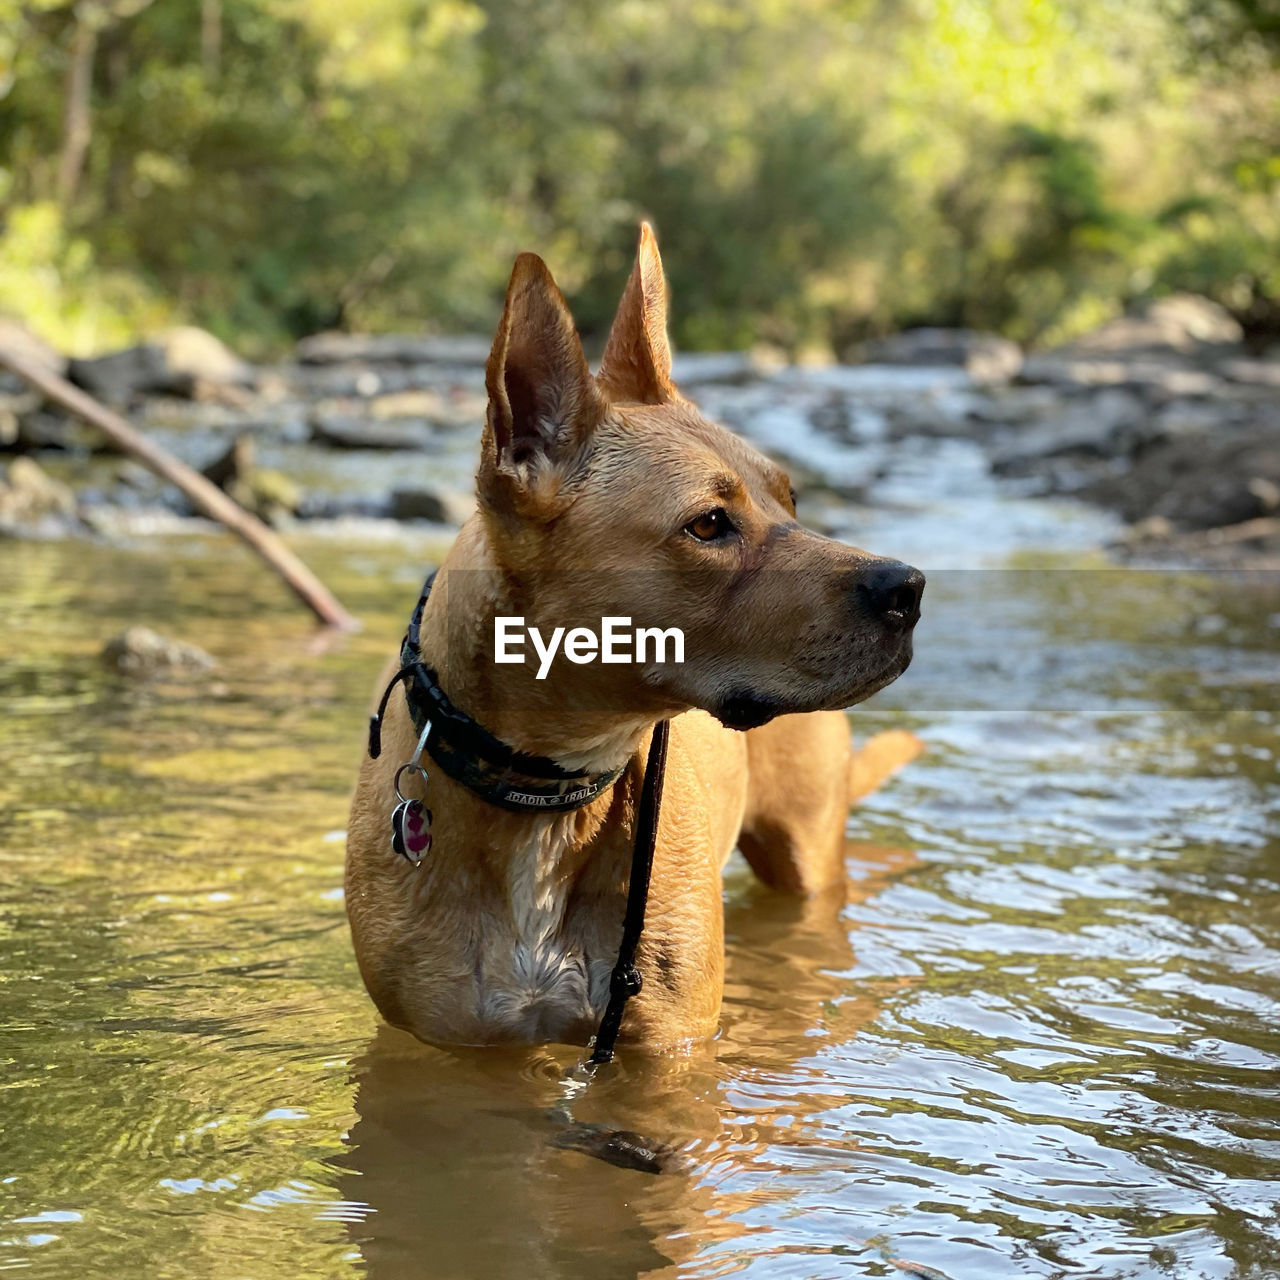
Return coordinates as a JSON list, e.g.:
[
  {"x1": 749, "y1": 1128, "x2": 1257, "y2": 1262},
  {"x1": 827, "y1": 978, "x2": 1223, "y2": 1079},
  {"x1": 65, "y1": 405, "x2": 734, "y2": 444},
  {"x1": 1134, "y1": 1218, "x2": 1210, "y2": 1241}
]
[
  {"x1": 549, "y1": 1120, "x2": 684, "y2": 1175},
  {"x1": 101, "y1": 627, "x2": 216, "y2": 675}
]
